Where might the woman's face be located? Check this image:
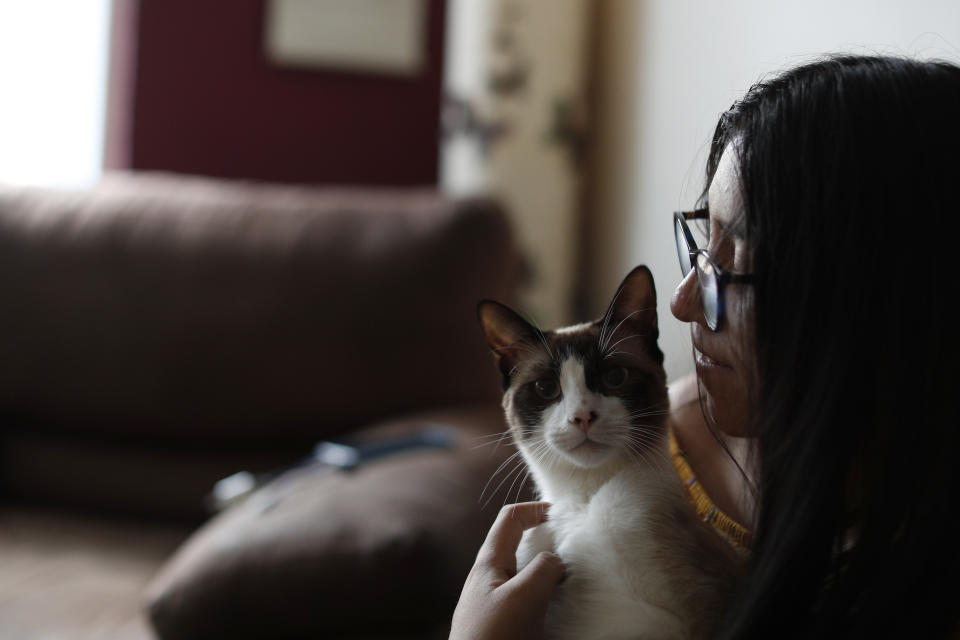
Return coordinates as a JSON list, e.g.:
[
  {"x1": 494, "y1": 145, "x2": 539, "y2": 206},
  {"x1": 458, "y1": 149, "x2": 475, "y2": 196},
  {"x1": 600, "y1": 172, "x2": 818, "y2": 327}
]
[{"x1": 670, "y1": 143, "x2": 755, "y2": 437}]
